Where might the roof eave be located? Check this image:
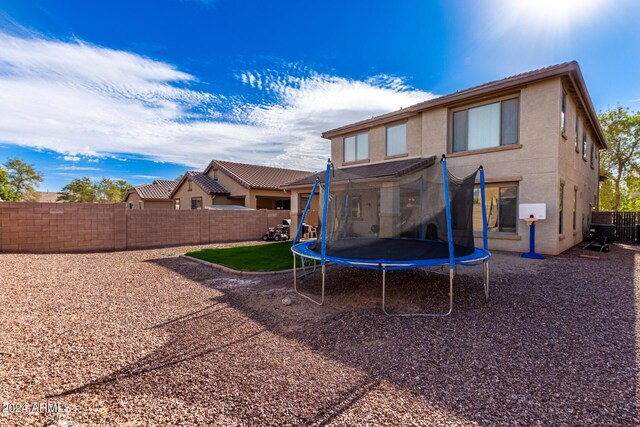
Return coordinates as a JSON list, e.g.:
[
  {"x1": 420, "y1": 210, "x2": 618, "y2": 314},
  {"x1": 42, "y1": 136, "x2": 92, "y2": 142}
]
[{"x1": 321, "y1": 61, "x2": 607, "y2": 149}]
